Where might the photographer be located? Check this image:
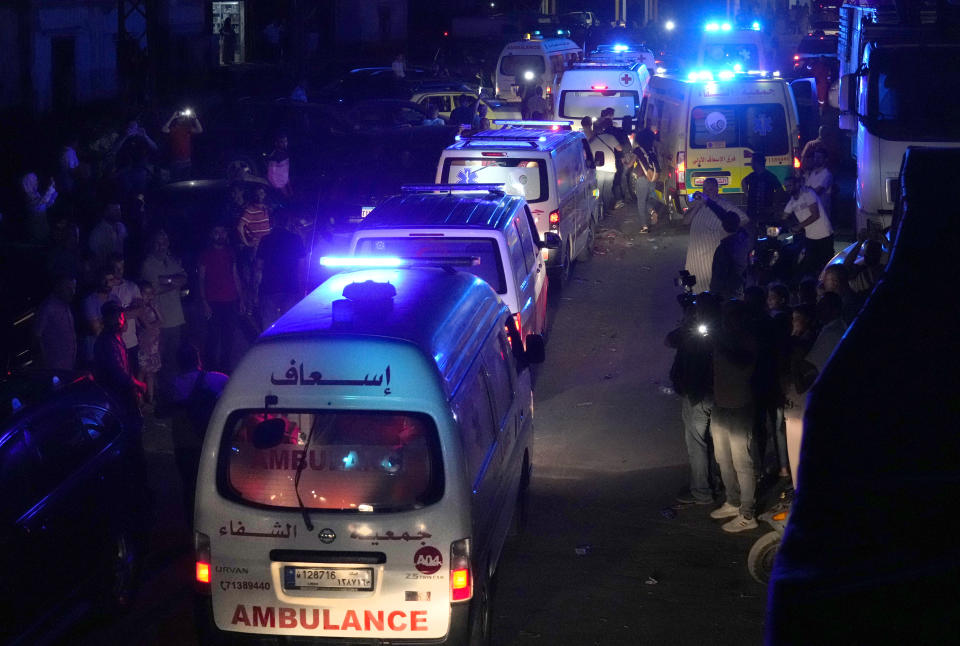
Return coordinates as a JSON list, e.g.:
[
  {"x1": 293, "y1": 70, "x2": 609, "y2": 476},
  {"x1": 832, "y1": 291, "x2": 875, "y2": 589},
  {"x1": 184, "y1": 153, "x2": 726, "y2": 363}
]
[
  {"x1": 162, "y1": 108, "x2": 203, "y2": 182},
  {"x1": 684, "y1": 178, "x2": 747, "y2": 291},
  {"x1": 666, "y1": 288, "x2": 721, "y2": 505}
]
